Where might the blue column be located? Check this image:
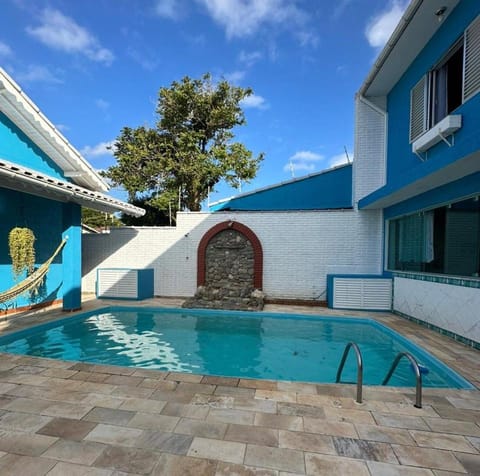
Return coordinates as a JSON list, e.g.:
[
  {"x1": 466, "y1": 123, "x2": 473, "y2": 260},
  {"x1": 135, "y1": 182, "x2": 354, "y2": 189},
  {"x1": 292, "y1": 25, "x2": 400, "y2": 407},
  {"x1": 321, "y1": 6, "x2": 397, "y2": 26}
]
[{"x1": 62, "y1": 203, "x2": 82, "y2": 311}]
